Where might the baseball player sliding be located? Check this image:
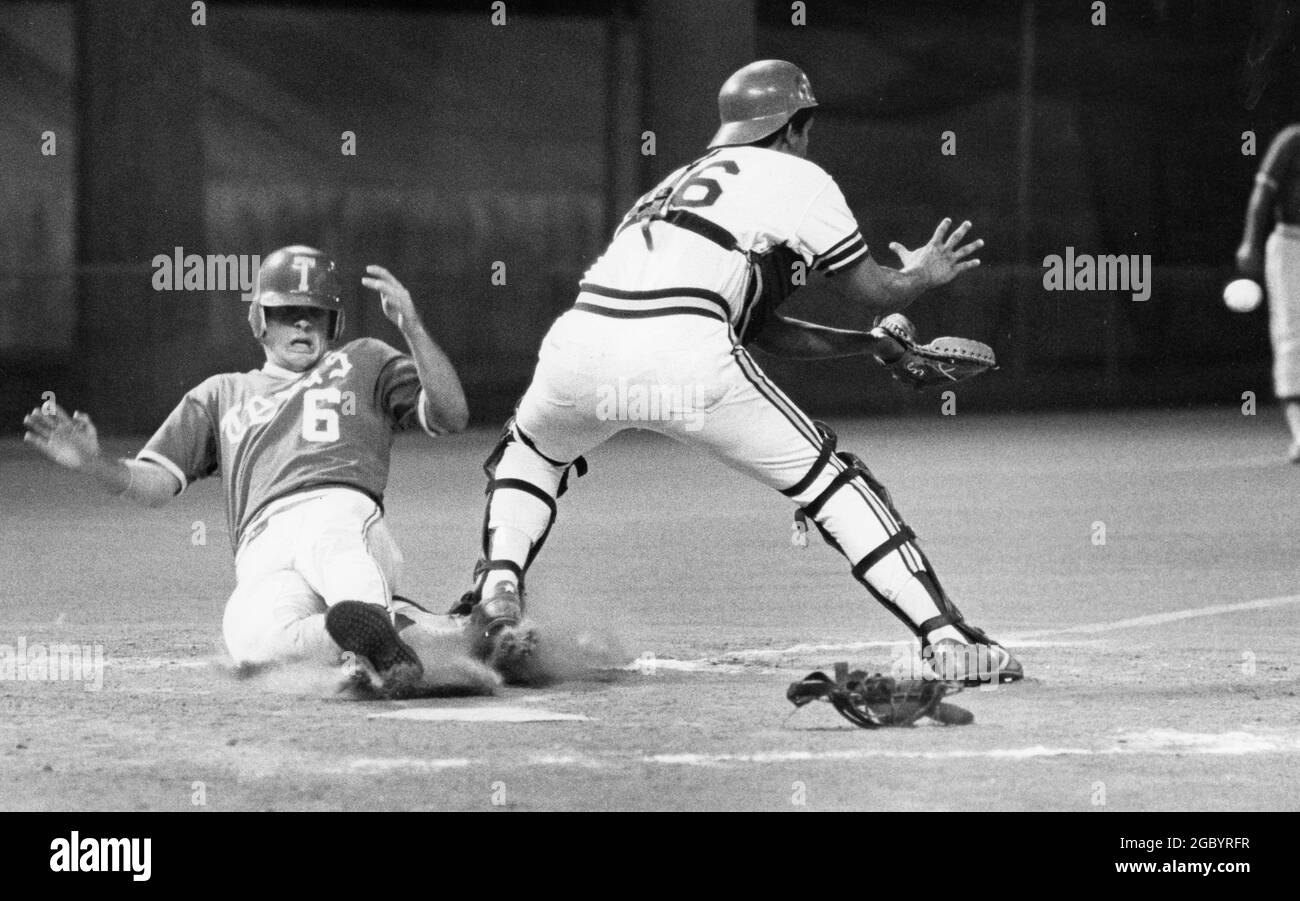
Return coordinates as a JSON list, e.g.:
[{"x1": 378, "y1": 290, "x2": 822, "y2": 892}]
[
  {"x1": 456, "y1": 60, "x2": 1024, "y2": 686},
  {"x1": 23, "y1": 246, "x2": 471, "y2": 697}
]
